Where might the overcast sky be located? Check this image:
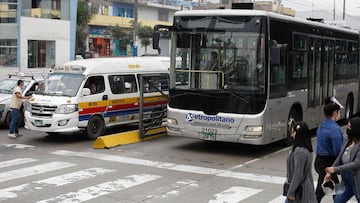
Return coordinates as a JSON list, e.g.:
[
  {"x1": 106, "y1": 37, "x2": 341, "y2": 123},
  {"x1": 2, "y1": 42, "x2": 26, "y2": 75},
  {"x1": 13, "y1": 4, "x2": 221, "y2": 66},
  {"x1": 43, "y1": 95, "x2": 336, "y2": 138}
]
[{"x1": 276, "y1": 0, "x2": 360, "y2": 16}]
